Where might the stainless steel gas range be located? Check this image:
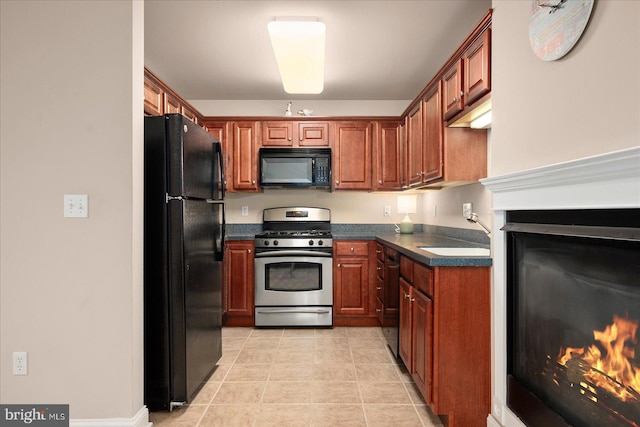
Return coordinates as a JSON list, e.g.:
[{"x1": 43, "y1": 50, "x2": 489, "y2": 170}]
[{"x1": 254, "y1": 207, "x2": 333, "y2": 327}]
